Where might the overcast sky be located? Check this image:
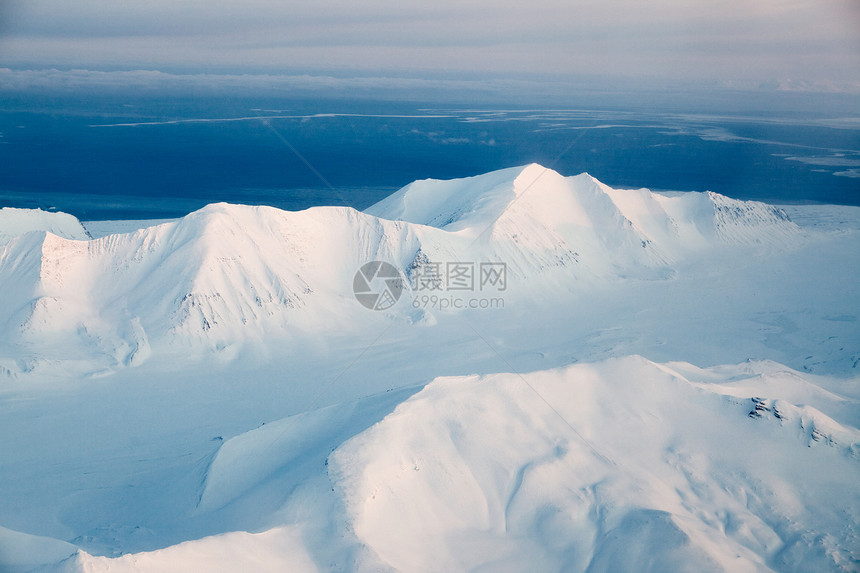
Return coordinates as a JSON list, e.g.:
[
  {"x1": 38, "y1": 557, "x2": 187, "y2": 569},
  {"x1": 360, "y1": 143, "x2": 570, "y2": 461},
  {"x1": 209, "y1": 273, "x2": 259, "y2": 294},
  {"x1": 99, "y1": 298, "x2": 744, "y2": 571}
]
[{"x1": 1, "y1": 0, "x2": 858, "y2": 90}]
